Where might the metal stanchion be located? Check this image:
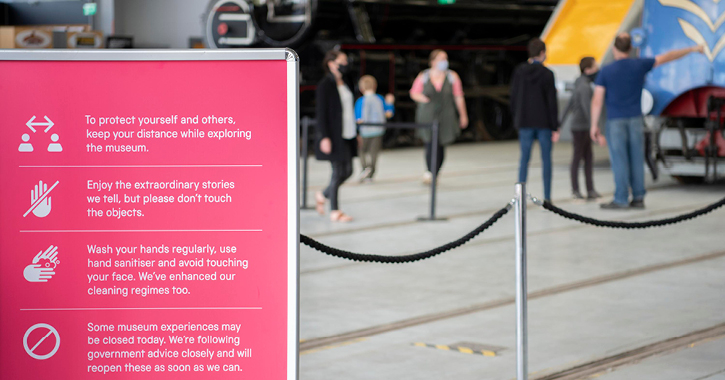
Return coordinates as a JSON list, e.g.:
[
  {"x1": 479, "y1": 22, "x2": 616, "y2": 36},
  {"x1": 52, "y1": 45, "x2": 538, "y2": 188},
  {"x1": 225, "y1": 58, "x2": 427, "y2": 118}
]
[
  {"x1": 514, "y1": 183, "x2": 528, "y2": 380},
  {"x1": 429, "y1": 120, "x2": 440, "y2": 219},
  {"x1": 418, "y1": 120, "x2": 446, "y2": 221},
  {"x1": 300, "y1": 117, "x2": 312, "y2": 210}
]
